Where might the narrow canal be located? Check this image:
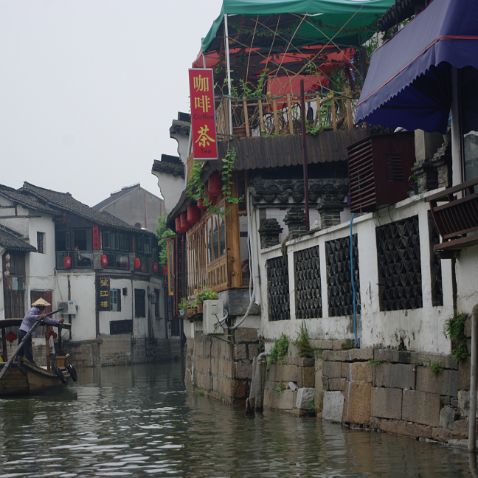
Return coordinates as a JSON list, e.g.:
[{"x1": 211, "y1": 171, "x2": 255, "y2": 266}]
[{"x1": 0, "y1": 361, "x2": 474, "y2": 477}]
